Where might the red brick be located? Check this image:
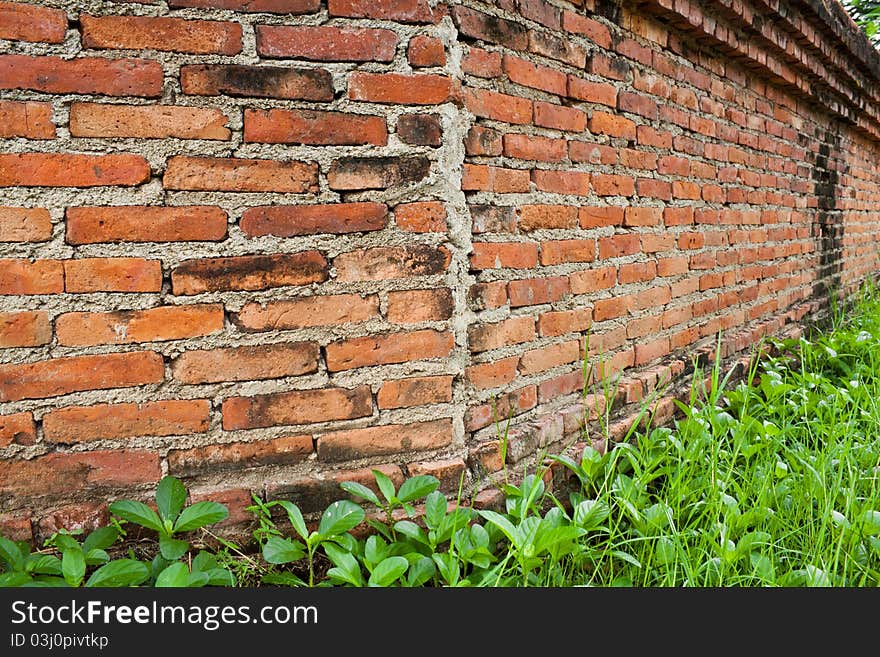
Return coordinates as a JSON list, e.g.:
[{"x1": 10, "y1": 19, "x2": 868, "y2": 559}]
[
  {"x1": 256, "y1": 25, "x2": 396, "y2": 61},
  {"x1": 462, "y1": 164, "x2": 530, "y2": 193},
  {"x1": 465, "y1": 385, "x2": 536, "y2": 431},
  {"x1": 637, "y1": 125, "x2": 673, "y2": 148},
  {"x1": 395, "y1": 201, "x2": 446, "y2": 233},
  {"x1": 569, "y1": 266, "x2": 616, "y2": 293},
  {"x1": 464, "y1": 88, "x2": 532, "y2": 124},
  {"x1": 592, "y1": 174, "x2": 635, "y2": 196},
  {"x1": 0, "y1": 351, "x2": 164, "y2": 402},
  {"x1": 538, "y1": 371, "x2": 583, "y2": 403},
  {"x1": 0, "y1": 259, "x2": 63, "y2": 295},
  {"x1": 317, "y1": 419, "x2": 453, "y2": 461},
  {"x1": 579, "y1": 206, "x2": 624, "y2": 228},
  {"x1": 81, "y1": 14, "x2": 241, "y2": 54},
  {"x1": 519, "y1": 340, "x2": 580, "y2": 375},
  {"x1": 465, "y1": 356, "x2": 519, "y2": 390},
  {"x1": 328, "y1": 156, "x2": 430, "y2": 190},
  {"x1": 0, "y1": 207, "x2": 52, "y2": 242},
  {"x1": 408, "y1": 35, "x2": 445, "y2": 67},
  {"x1": 387, "y1": 288, "x2": 453, "y2": 323},
  {"x1": 470, "y1": 205, "x2": 515, "y2": 233},
  {"x1": 170, "y1": 0, "x2": 319, "y2": 11},
  {"x1": 63, "y1": 257, "x2": 161, "y2": 293},
  {"x1": 658, "y1": 155, "x2": 690, "y2": 176},
  {"x1": 328, "y1": 0, "x2": 435, "y2": 22},
  {"x1": 588, "y1": 53, "x2": 630, "y2": 81},
  {"x1": 531, "y1": 170, "x2": 591, "y2": 196},
  {"x1": 235, "y1": 294, "x2": 379, "y2": 331},
  {"x1": 621, "y1": 149, "x2": 658, "y2": 170},
  {"x1": 634, "y1": 337, "x2": 670, "y2": 366},
  {"x1": 470, "y1": 242, "x2": 538, "y2": 269},
  {"x1": 0, "y1": 100, "x2": 54, "y2": 138},
  {"x1": 468, "y1": 281, "x2": 507, "y2": 310},
  {"x1": 0, "y1": 1, "x2": 66, "y2": 43},
  {"x1": 624, "y1": 207, "x2": 662, "y2": 227},
  {"x1": 528, "y1": 30, "x2": 585, "y2": 67},
  {"x1": 664, "y1": 206, "x2": 694, "y2": 226},
  {"x1": 503, "y1": 54, "x2": 566, "y2": 95},
  {"x1": 567, "y1": 76, "x2": 618, "y2": 106},
  {"x1": 66, "y1": 206, "x2": 227, "y2": 244},
  {"x1": 172, "y1": 252, "x2": 328, "y2": 295},
  {"x1": 326, "y1": 329, "x2": 454, "y2": 371},
  {"x1": 462, "y1": 47, "x2": 502, "y2": 77},
  {"x1": 569, "y1": 141, "x2": 617, "y2": 164},
  {"x1": 0, "y1": 412, "x2": 35, "y2": 447},
  {"x1": 173, "y1": 342, "x2": 319, "y2": 384},
  {"x1": 468, "y1": 316, "x2": 535, "y2": 352},
  {"x1": 222, "y1": 386, "x2": 372, "y2": 430},
  {"x1": 408, "y1": 458, "x2": 467, "y2": 492},
  {"x1": 619, "y1": 261, "x2": 657, "y2": 284},
  {"x1": 637, "y1": 178, "x2": 672, "y2": 200},
  {"x1": 0, "y1": 153, "x2": 149, "y2": 187},
  {"x1": 533, "y1": 101, "x2": 587, "y2": 132},
  {"x1": 169, "y1": 435, "x2": 314, "y2": 477},
  {"x1": 397, "y1": 114, "x2": 442, "y2": 146},
  {"x1": 538, "y1": 307, "x2": 592, "y2": 336},
  {"x1": 589, "y1": 111, "x2": 636, "y2": 139},
  {"x1": 504, "y1": 133, "x2": 566, "y2": 162},
  {"x1": 599, "y1": 234, "x2": 640, "y2": 259},
  {"x1": 0, "y1": 55, "x2": 162, "y2": 96},
  {"x1": 56, "y1": 304, "x2": 224, "y2": 347},
  {"x1": 334, "y1": 245, "x2": 450, "y2": 281},
  {"x1": 43, "y1": 400, "x2": 211, "y2": 444},
  {"x1": 618, "y1": 91, "x2": 658, "y2": 119},
  {"x1": 241, "y1": 202, "x2": 387, "y2": 237},
  {"x1": 464, "y1": 126, "x2": 502, "y2": 156},
  {"x1": 518, "y1": 204, "x2": 577, "y2": 230},
  {"x1": 451, "y1": 6, "x2": 527, "y2": 49},
  {"x1": 70, "y1": 103, "x2": 230, "y2": 140},
  {"x1": 377, "y1": 375, "x2": 453, "y2": 408},
  {"x1": 508, "y1": 276, "x2": 569, "y2": 307},
  {"x1": 0, "y1": 311, "x2": 50, "y2": 348},
  {"x1": 519, "y1": 0, "x2": 561, "y2": 29},
  {"x1": 641, "y1": 233, "x2": 675, "y2": 253},
  {"x1": 562, "y1": 10, "x2": 611, "y2": 48},
  {"x1": 349, "y1": 72, "x2": 454, "y2": 105},
  {"x1": 0, "y1": 451, "x2": 160, "y2": 498},
  {"x1": 181, "y1": 64, "x2": 332, "y2": 100},
  {"x1": 164, "y1": 156, "x2": 318, "y2": 193},
  {"x1": 541, "y1": 239, "x2": 596, "y2": 264},
  {"x1": 593, "y1": 295, "x2": 631, "y2": 321}
]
